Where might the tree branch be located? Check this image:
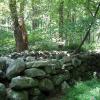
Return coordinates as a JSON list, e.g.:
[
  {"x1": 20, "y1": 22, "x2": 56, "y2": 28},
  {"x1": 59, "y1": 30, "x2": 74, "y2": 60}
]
[{"x1": 74, "y1": 2, "x2": 100, "y2": 54}]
